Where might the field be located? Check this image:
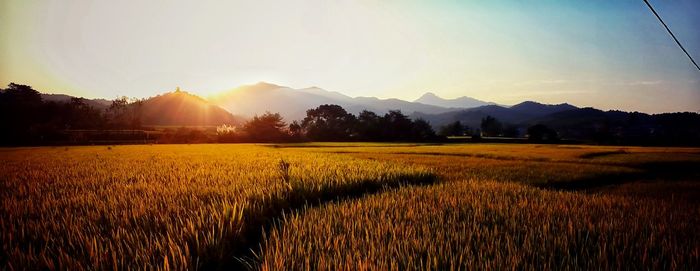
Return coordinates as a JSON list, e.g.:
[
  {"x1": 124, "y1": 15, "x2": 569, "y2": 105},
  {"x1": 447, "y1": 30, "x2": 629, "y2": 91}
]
[{"x1": 1, "y1": 143, "x2": 699, "y2": 270}]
